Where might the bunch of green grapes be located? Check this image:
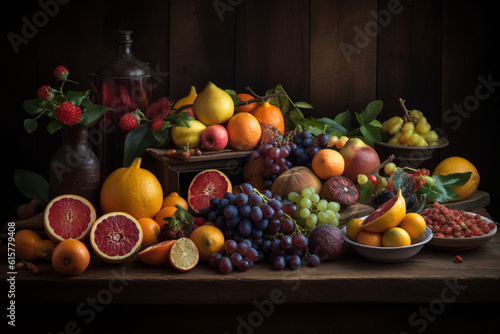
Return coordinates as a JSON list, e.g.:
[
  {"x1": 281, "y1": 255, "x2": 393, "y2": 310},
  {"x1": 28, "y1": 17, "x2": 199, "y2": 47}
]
[
  {"x1": 382, "y1": 109, "x2": 439, "y2": 147},
  {"x1": 287, "y1": 186, "x2": 341, "y2": 233}
]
